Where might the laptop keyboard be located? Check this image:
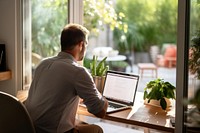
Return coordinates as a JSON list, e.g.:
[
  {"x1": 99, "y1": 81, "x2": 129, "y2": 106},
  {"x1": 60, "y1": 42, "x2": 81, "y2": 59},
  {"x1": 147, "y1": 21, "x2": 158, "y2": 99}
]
[{"x1": 108, "y1": 102, "x2": 125, "y2": 109}]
